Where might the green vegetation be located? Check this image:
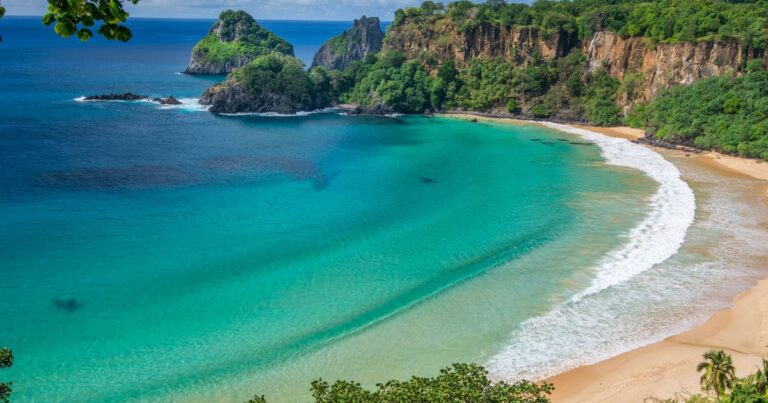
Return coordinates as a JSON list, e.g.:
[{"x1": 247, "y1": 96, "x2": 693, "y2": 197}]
[
  {"x1": 392, "y1": 0, "x2": 768, "y2": 47},
  {"x1": 631, "y1": 62, "x2": 768, "y2": 160},
  {"x1": 675, "y1": 351, "x2": 768, "y2": 402},
  {"x1": 249, "y1": 363, "x2": 554, "y2": 403},
  {"x1": 230, "y1": 52, "x2": 317, "y2": 110},
  {"x1": 0, "y1": 0, "x2": 139, "y2": 42},
  {"x1": 190, "y1": 10, "x2": 293, "y2": 66},
  {"x1": 0, "y1": 347, "x2": 12, "y2": 403},
  {"x1": 698, "y1": 350, "x2": 736, "y2": 401},
  {"x1": 334, "y1": 49, "x2": 623, "y2": 124}
]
